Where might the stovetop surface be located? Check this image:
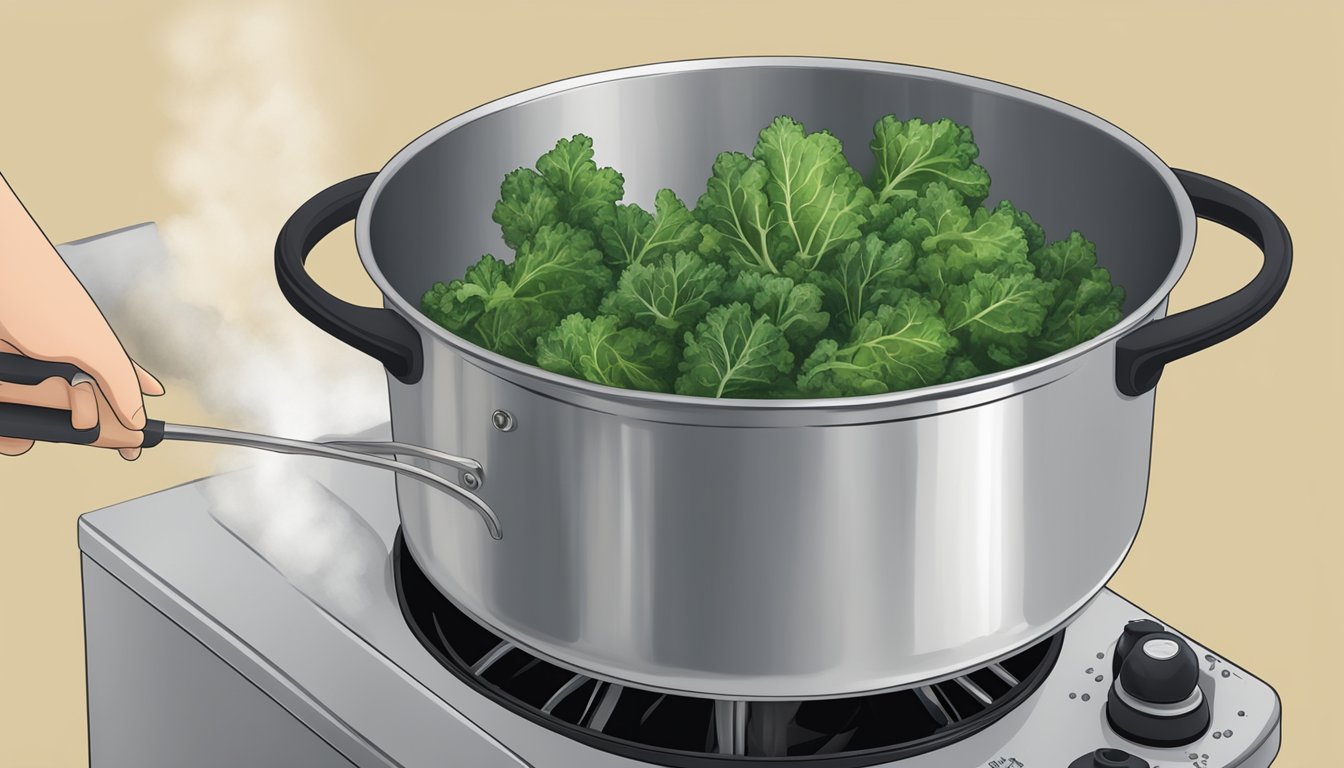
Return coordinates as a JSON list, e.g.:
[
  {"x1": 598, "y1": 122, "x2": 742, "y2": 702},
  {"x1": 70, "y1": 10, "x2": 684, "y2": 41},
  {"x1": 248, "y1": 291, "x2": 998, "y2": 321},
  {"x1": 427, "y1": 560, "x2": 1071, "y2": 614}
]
[{"x1": 78, "y1": 439, "x2": 1280, "y2": 768}]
